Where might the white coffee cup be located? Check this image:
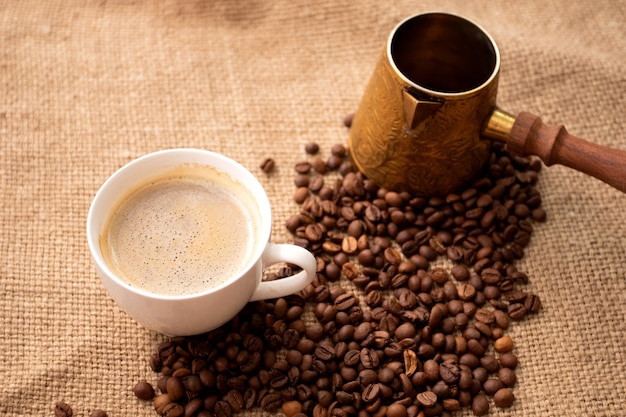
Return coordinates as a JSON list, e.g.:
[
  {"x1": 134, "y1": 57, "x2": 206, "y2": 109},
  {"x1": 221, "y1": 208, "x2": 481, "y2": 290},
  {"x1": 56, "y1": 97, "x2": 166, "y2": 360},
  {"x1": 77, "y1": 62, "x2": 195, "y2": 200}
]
[{"x1": 87, "y1": 148, "x2": 316, "y2": 336}]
